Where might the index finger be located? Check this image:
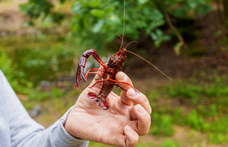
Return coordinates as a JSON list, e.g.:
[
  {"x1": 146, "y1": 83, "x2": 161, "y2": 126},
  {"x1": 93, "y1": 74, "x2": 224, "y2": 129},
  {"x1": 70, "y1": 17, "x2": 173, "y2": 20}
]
[
  {"x1": 127, "y1": 88, "x2": 152, "y2": 114},
  {"x1": 116, "y1": 71, "x2": 134, "y2": 106}
]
